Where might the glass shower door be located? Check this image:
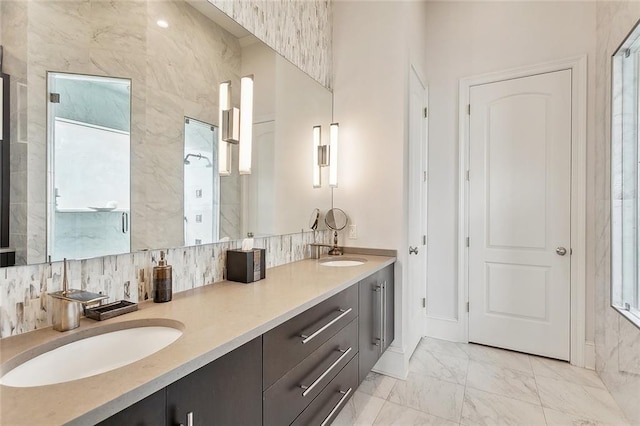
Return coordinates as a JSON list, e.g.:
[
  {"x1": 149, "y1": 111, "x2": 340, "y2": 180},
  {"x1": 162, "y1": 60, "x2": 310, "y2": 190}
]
[{"x1": 47, "y1": 72, "x2": 131, "y2": 261}]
